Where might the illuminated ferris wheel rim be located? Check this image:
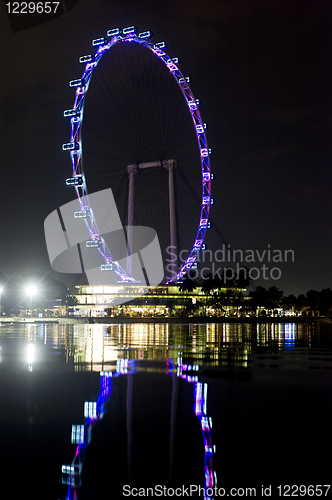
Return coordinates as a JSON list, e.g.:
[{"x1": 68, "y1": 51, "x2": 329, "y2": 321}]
[{"x1": 62, "y1": 26, "x2": 214, "y2": 283}]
